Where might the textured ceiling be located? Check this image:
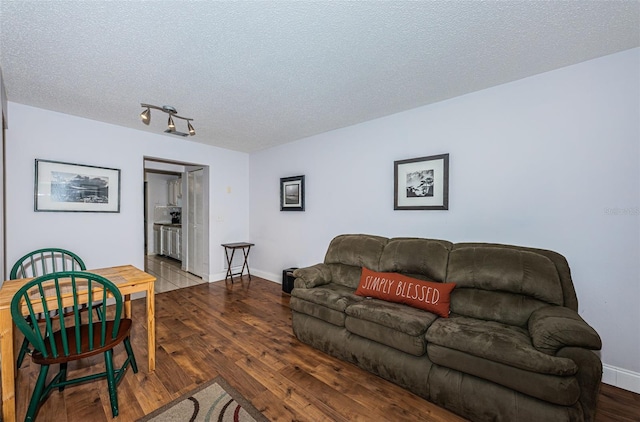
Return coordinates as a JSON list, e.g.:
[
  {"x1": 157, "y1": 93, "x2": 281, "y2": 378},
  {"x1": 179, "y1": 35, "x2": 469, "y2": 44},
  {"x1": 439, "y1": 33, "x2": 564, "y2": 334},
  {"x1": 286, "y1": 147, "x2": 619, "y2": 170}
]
[{"x1": 1, "y1": 1, "x2": 638, "y2": 153}]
